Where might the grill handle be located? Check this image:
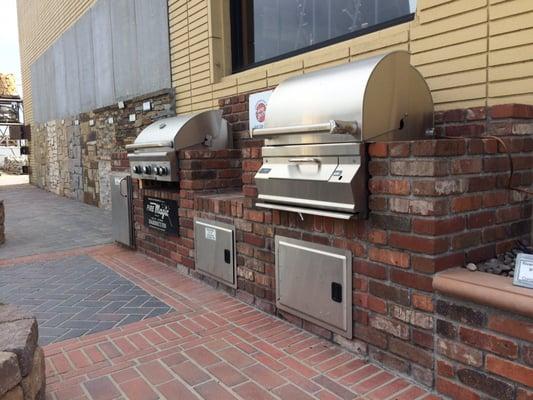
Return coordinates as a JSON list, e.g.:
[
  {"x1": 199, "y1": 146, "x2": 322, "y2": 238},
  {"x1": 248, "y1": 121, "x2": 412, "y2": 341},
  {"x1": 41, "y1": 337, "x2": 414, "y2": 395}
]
[
  {"x1": 252, "y1": 120, "x2": 359, "y2": 138},
  {"x1": 125, "y1": 141, "x2": 173, "y2": 151},
  {"x1": 288, "y1": 157, "x2": 321, "y2": 164}
]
